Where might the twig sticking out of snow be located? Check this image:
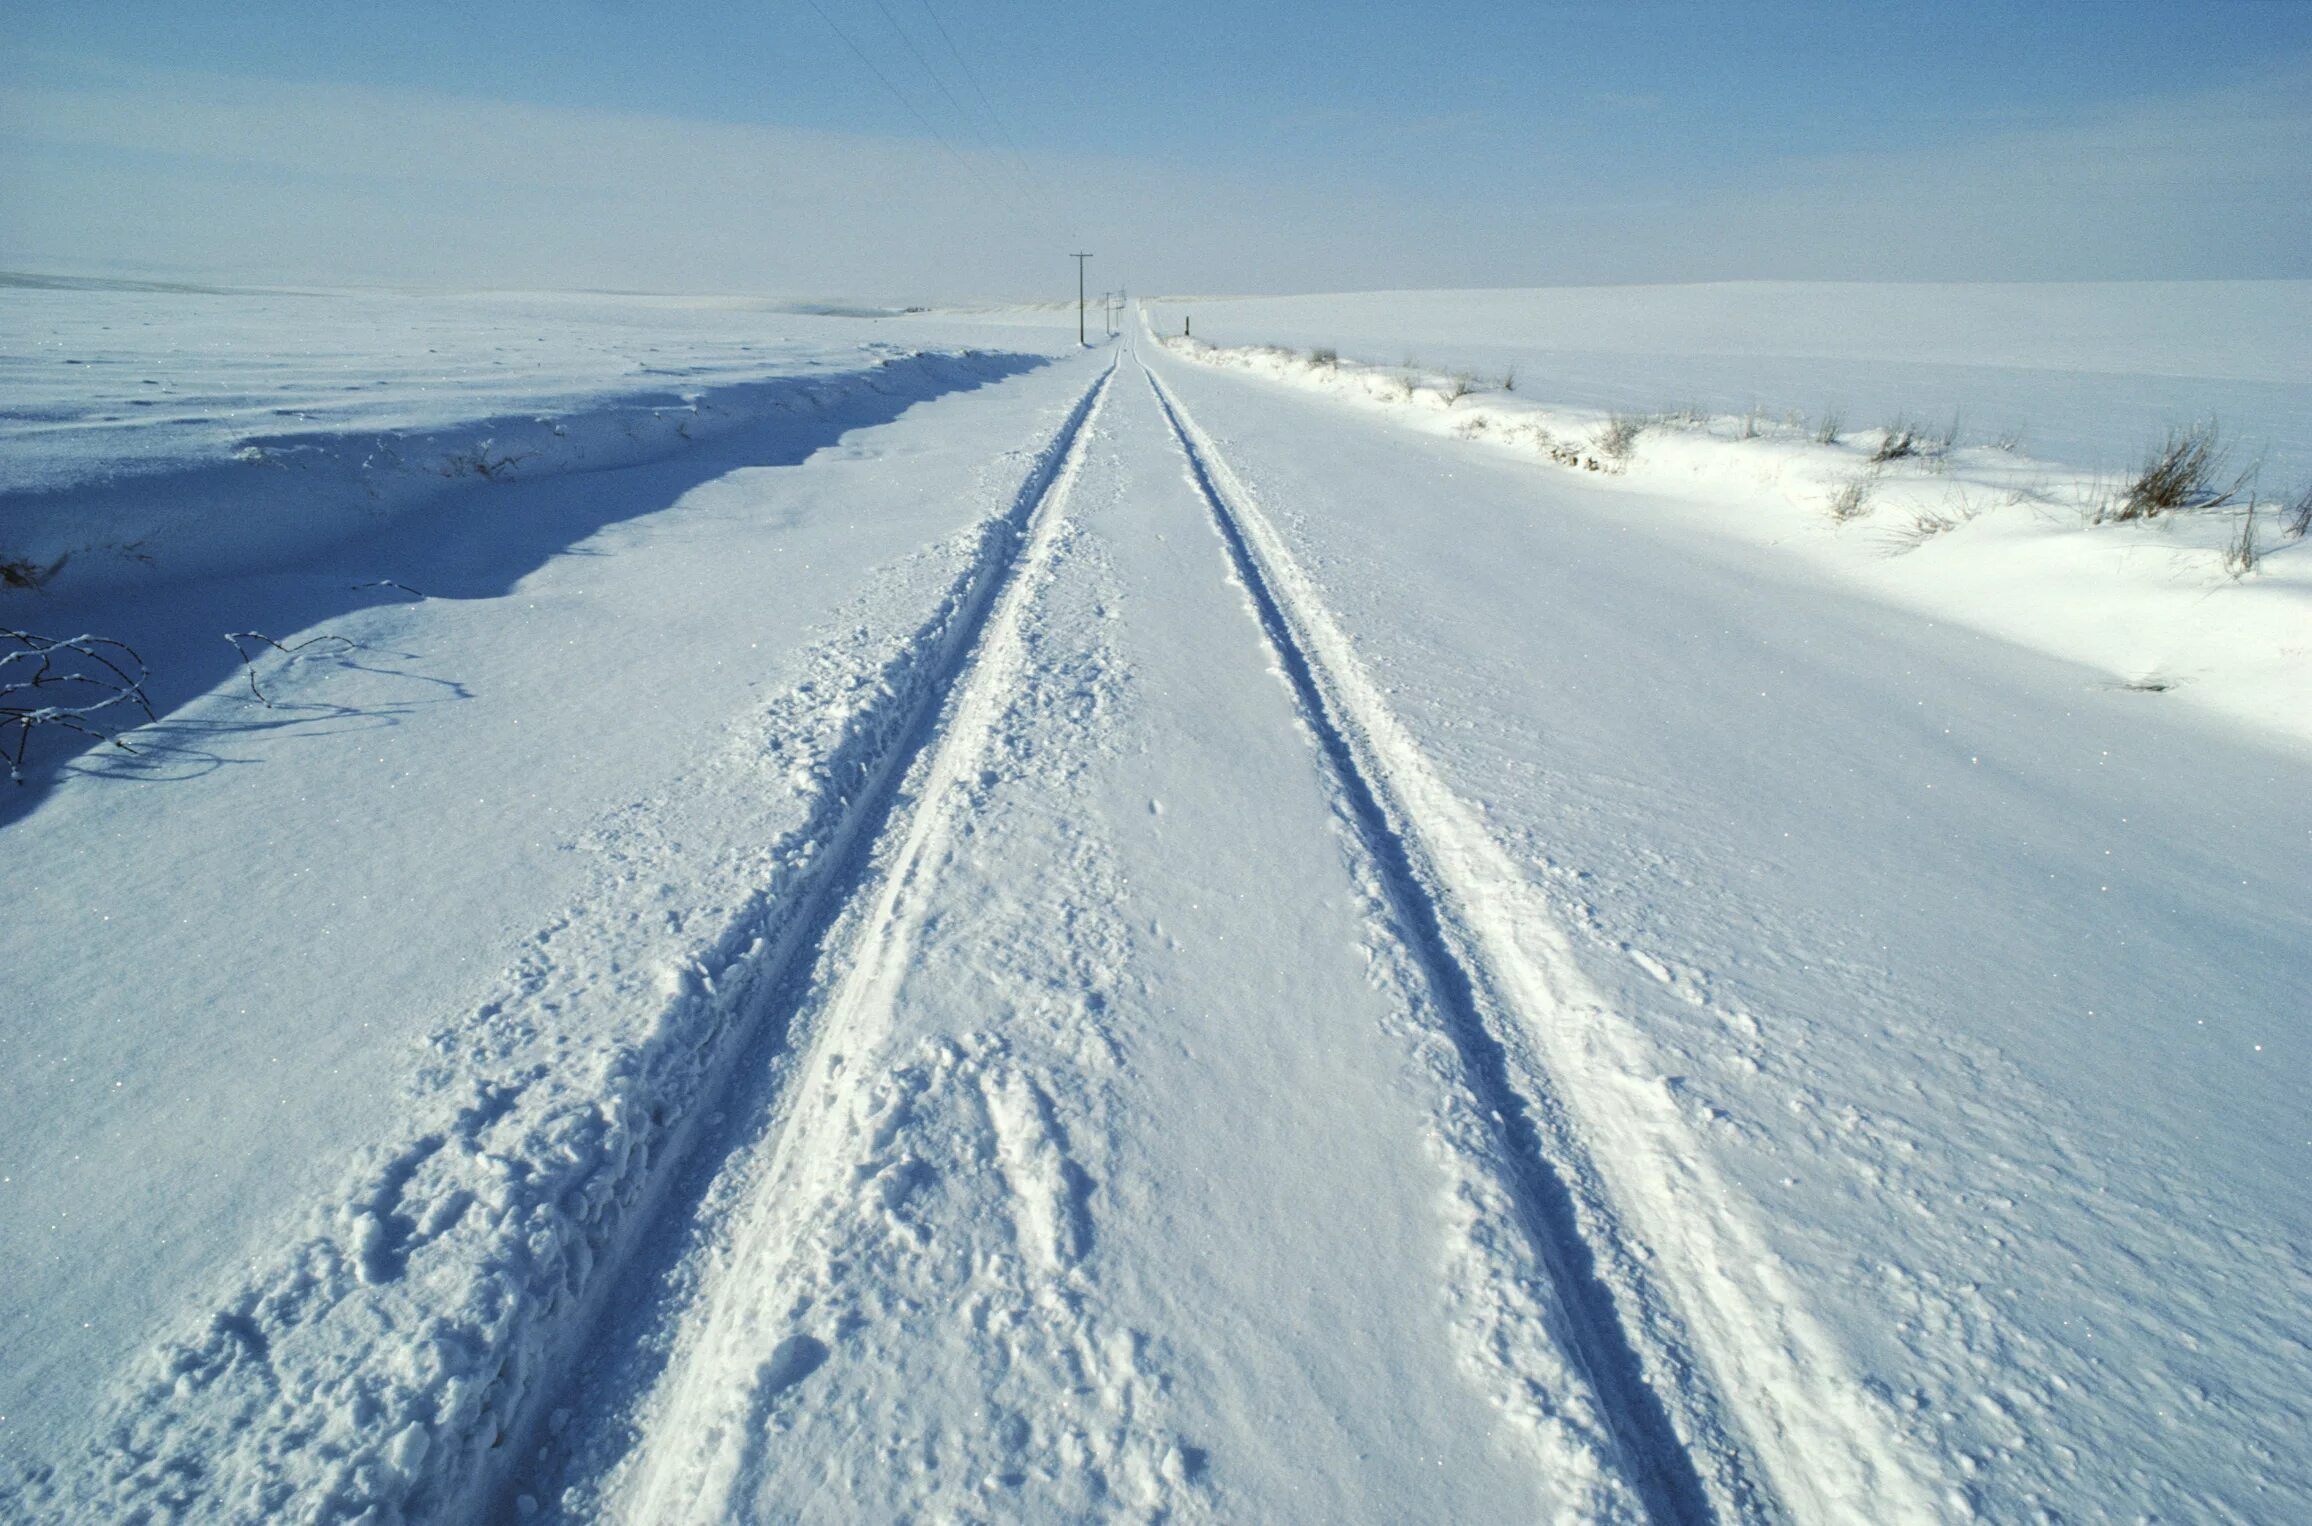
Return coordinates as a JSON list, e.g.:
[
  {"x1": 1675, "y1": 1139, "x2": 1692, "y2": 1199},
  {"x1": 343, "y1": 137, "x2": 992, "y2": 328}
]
[
  {"x1": 2224, "y1": 499, "x2": 2262, "y2": 579},
  {"x1": 224, "y1": 631, "x2": 359, "y2": 706},
  {"x1": 2, "y1": 630, "x2": 156, "y2": 782},
  {"x1": 438, "y1": 440, "x2": 530, "y2": 480},
  {"x1": 351, "y1": 579, "x2": 428, "y2": 599}
]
